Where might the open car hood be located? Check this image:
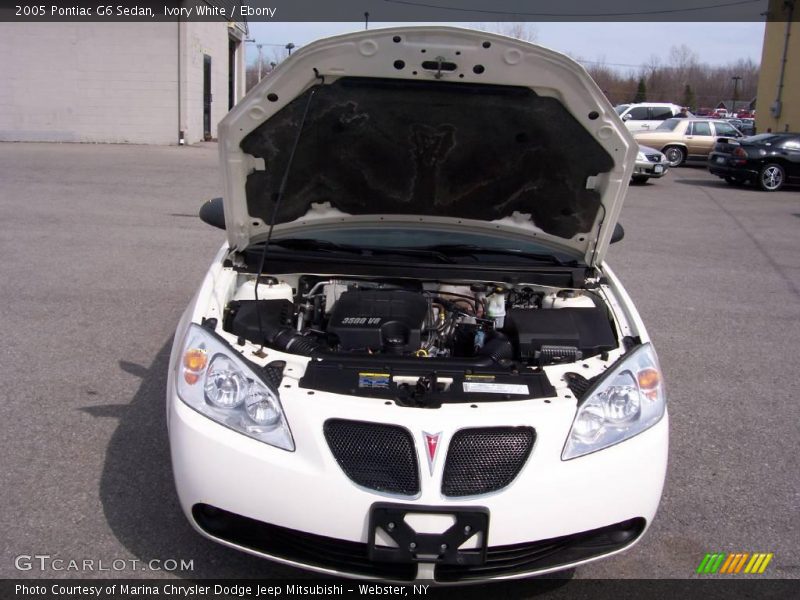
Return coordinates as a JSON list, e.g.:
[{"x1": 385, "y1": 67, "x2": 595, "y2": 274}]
[{"x1": 218, "y1": 27, "x2": 636, "y2": 267}]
